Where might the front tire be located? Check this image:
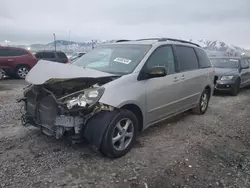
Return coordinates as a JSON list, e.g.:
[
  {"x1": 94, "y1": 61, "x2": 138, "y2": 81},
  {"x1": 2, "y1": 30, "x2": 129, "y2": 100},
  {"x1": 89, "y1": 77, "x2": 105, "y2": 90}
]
[
  {"x1": 230, "y1": 80, "x2": 240, "y2": 96},
  {"x1": 192, "y1": 89, "x2": 210, "y2": 115},
  {"x1": 16, "y1": 65, "x2": 30, "y2": 79},
  {"x1": 100, "y1": 110, "x2": 138, "y2": 158}
]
